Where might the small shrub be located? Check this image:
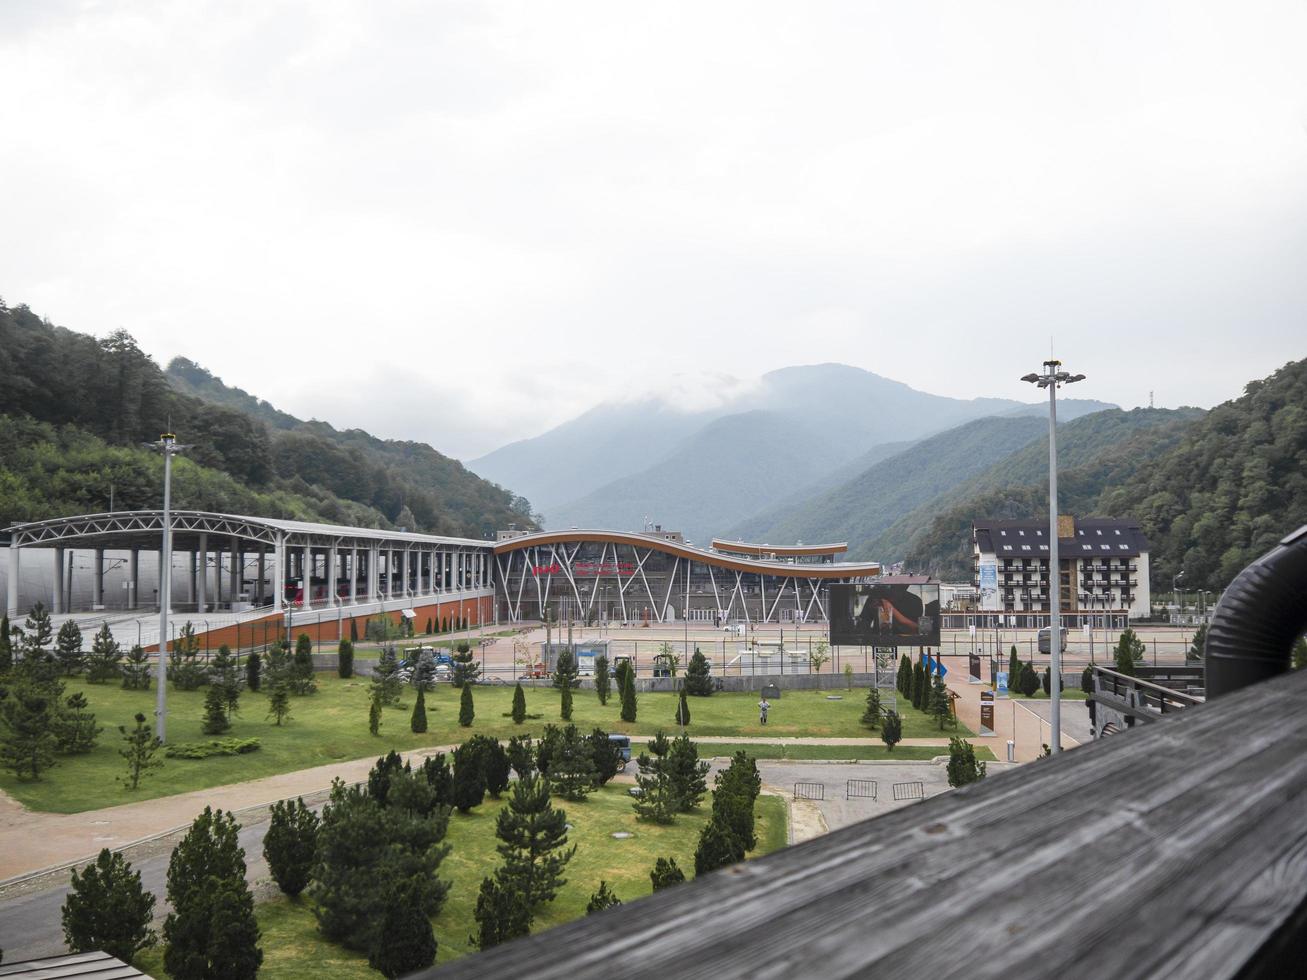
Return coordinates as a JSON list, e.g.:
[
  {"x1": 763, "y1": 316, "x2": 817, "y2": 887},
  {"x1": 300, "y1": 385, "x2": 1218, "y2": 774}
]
[{"x1": 164, "y1": 738, "x2": 261, "y2": 760}]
